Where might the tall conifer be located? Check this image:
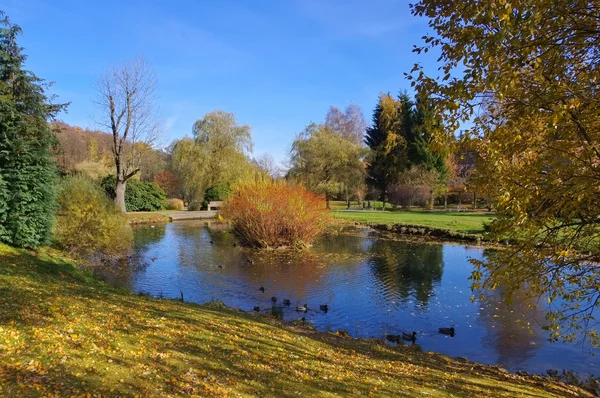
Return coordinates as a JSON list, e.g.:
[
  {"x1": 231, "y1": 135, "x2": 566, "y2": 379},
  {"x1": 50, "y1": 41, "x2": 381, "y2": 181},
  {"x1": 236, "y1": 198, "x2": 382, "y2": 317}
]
[{"x1": 0, "y1": 12, "x2": 66, "y2": 248}]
